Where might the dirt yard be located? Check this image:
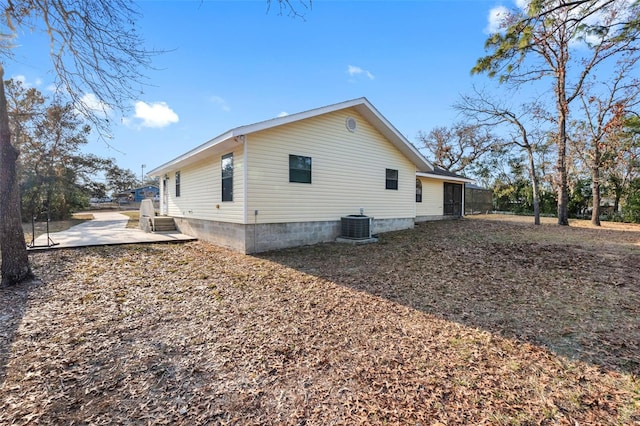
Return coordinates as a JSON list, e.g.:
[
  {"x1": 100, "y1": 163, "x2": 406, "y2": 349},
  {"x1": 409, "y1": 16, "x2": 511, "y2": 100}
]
[{"x1": 1, "y1": 215, "x2": 639, "y2": 424}]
